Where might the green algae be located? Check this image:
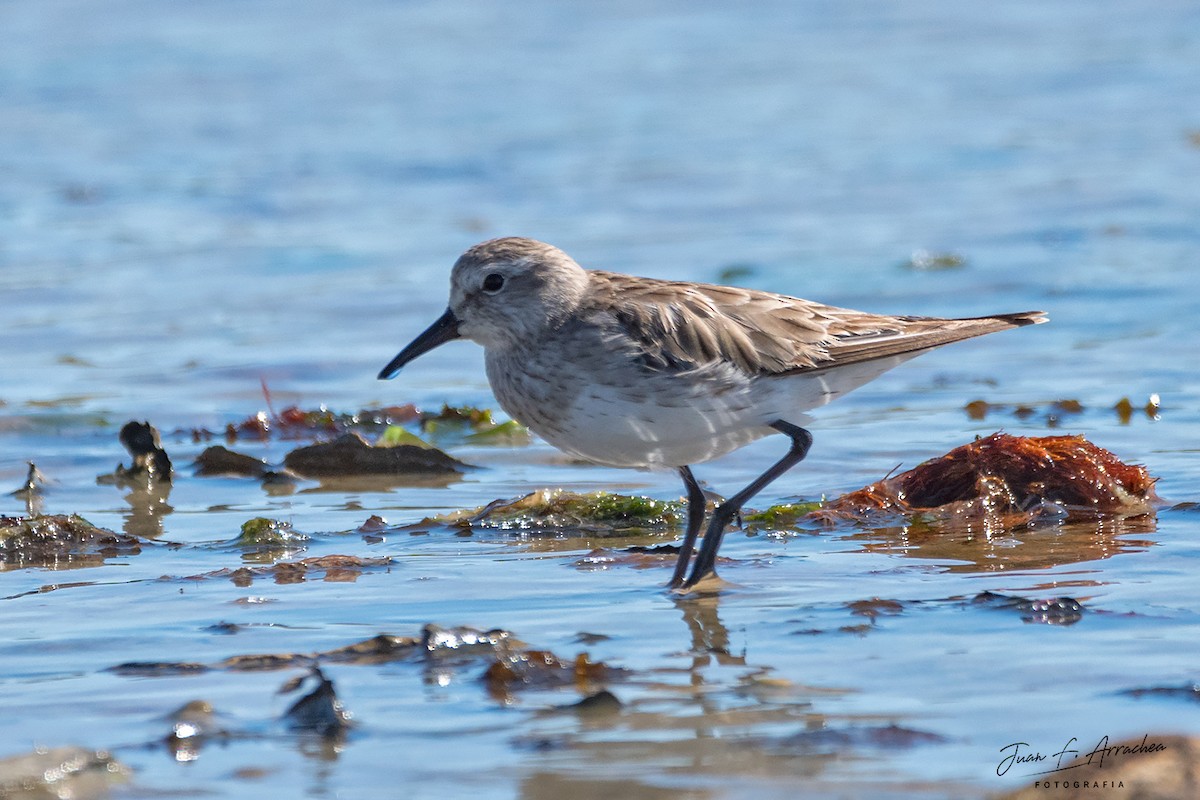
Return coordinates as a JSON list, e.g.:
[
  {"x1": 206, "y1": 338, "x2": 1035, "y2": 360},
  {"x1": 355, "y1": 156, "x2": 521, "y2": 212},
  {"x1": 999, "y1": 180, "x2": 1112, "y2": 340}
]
[
  {"x1": 743, "y1": 501, "x2": 824, "y2": 528},
  {"x1": 377, "y1": 426, "x2": 433, "y2": 449},
  {"x1": 435, "y1": 489, "x2": 684, "y2": 535}
]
